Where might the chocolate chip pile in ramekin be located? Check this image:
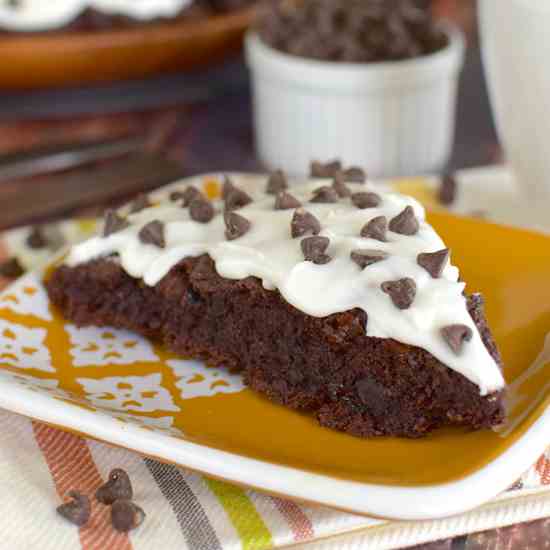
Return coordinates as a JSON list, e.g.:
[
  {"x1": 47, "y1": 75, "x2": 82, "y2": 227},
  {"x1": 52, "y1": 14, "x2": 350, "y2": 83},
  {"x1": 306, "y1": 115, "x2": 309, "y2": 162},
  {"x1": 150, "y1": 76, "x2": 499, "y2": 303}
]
[{"x1": 257, "y1": 0, "x2": 448, "y2": 63}]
